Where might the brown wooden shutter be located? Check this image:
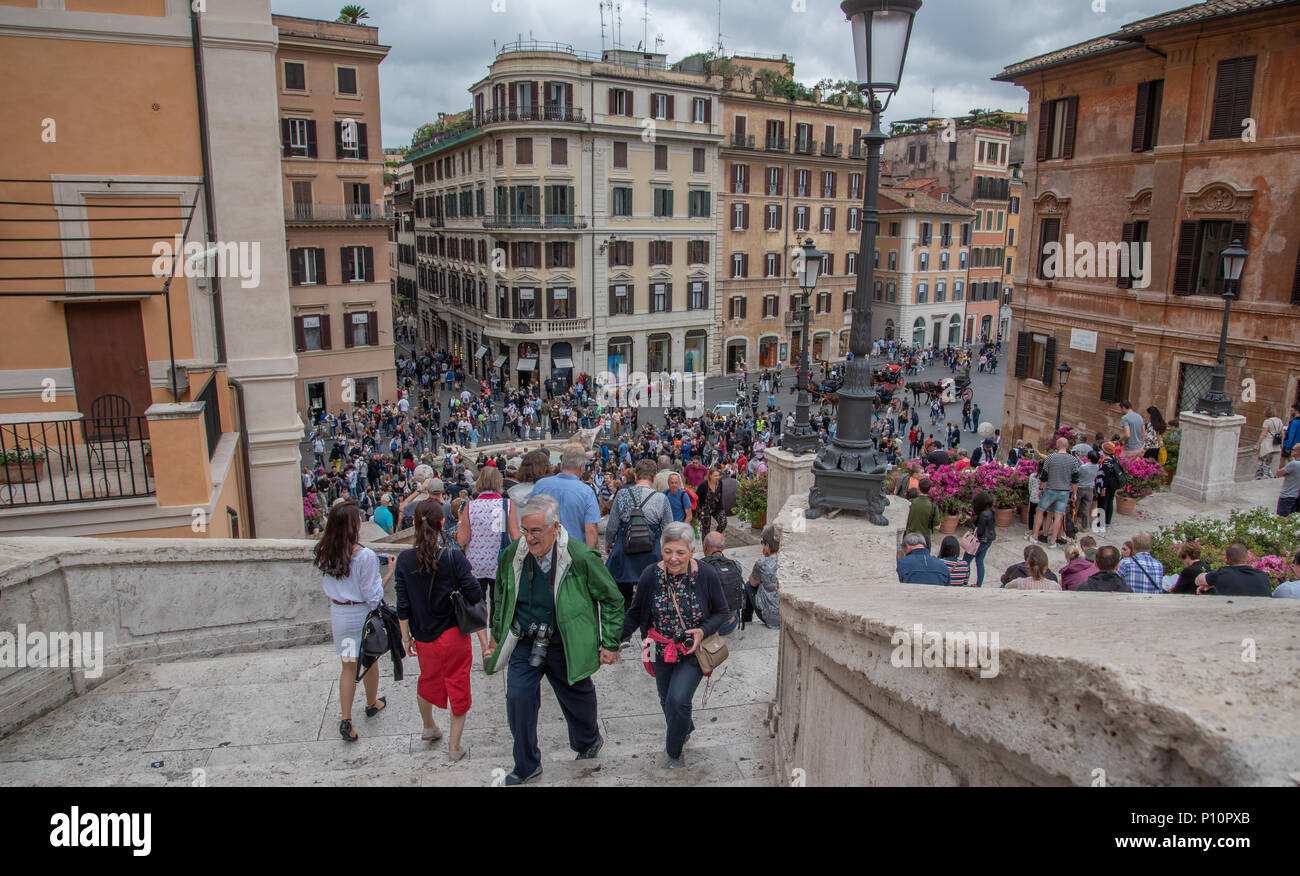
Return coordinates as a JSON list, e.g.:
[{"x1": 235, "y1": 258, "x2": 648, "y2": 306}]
[
  {"x1": 334, "y1": 121, "x2": 344, "y2": 158},
  {"x1": 363, "y1": 247, "x2": 374, "y2": 282},
  {"x1": 1229, "y1": 221, "x2": 1250, "y2": 253},
  {"x1": 289, "y1": 249, "x2": 303, "y2": 286},
  {"x1": 1100, "y1": 349, "x2": 1122, "y2": 402},
  {"x1": 1014, "y1": 331, "x2": 1030, "y2": 378},
  {"x1": 365, "y1": 311, "x2": 377, "y2": 346},
  {"x1": 358, "y1": 123, "x2": 369, "y2": 159},
  {"x1": 1172, "y1": 221, "x2": 1199, "y2": 295},
  {"x1": 293, "y1": 316, "x2": 306, "y2": 352},
  {"x1": 608, "y1": 88, "x2": 616, "y2": 115},
  {"x1": 565, "y1": 83, "x2": 573, "y2": 110},
  {"x1": 776, "y1": 206, "x2": 782, "y2": 230},
  {"x1": 320, "y1": 314, "x2": 332, "y2": 350},
  {"x1": 509, "y1": 84, "x2": 518, "y2": 111},
  {"x1": 741, "y1": 254, "x2": 749, "y2": 276},
  {"x1": 1210, "y1": 59, "x2": 1237, "y2": 139},
  {"x1": 704, "y1": 99, "x2": 712, "y2": 124},
  {"x1": 530, "y1": 82, "x2": 539, "y2": 115},
  {"x1": 1131, "y1": 81, "x2": 1151, "y2": 152},
  {"x1": 314, "y1": 248, "x2": 326, "y2": 284},
  {"x1": 1036, "y1": 101, "x2": 1050, "y2": 161},
  {"x1": 742, "y1": 203, "x2": 749, "y2": 229},
  {"x1": 281, "y1": 119, "x2": 292, "y2": 157},
  {"x1": 665, "y1": 241, "x2": 673, "y2": 265},
  {"x1": 341, "y1": 247, "x2": 353, "y2": 282},
  {"x1": 1117, "y1": 222, "x2": 1136, "y2": 288},
  {"x1": 607, "y1": 245, "x2": 615, "y2": 269},
  {"x1": 1042, "y1": 336, "x2": 1056, "y2": 386},
  {"x1": 664, "y1": 282, "x2": 673, "y2": 312},
  {"x1": 306, "y1": 120, "x2": 318, "y2": 158},
  {"x1": 344, "y1": 313, "x2": 355, "y2": 348},
  {"x1": 666, "y1": 95, "x2": 675, "y2": 120},
  {"x1": 1230, "y1": 57, "x2": 1256, "y2": 136},
  {"x1": 1061, "y1": 96, "x2": 1079, "y2": 159}
]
